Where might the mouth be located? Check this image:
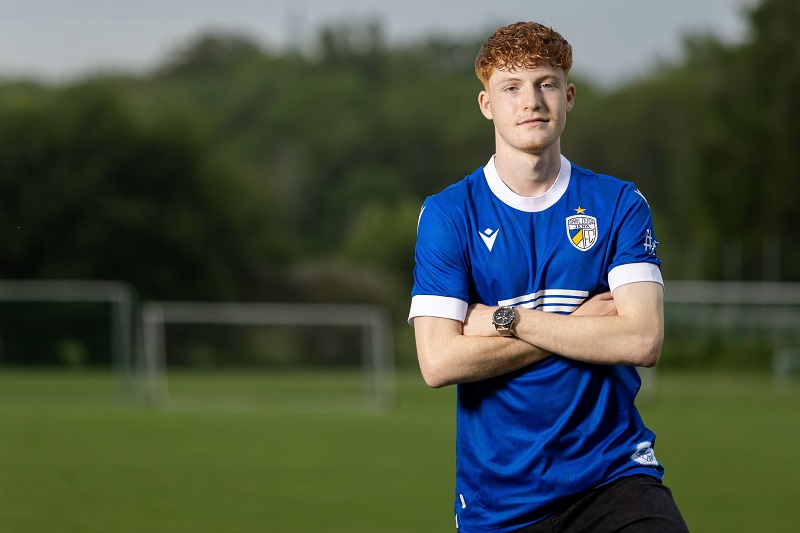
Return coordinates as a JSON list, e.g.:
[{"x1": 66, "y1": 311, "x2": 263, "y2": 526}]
[{"x1": 519, "y1": 117, "x2": 548, "y2": 126}]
